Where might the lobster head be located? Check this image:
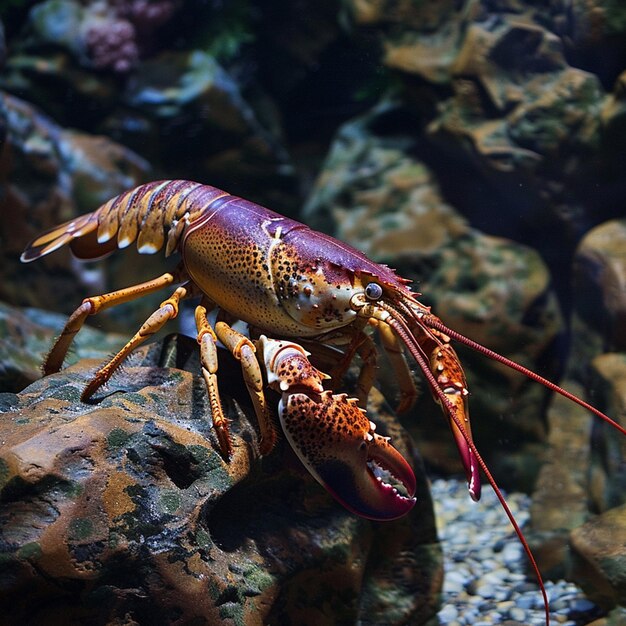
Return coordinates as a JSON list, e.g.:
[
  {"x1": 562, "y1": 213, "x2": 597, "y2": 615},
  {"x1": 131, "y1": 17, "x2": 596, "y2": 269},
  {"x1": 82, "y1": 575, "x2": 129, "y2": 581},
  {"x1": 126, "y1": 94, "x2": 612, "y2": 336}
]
[{"x1": 279, "y1": 390, "x2": 417, "y2": 520}]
